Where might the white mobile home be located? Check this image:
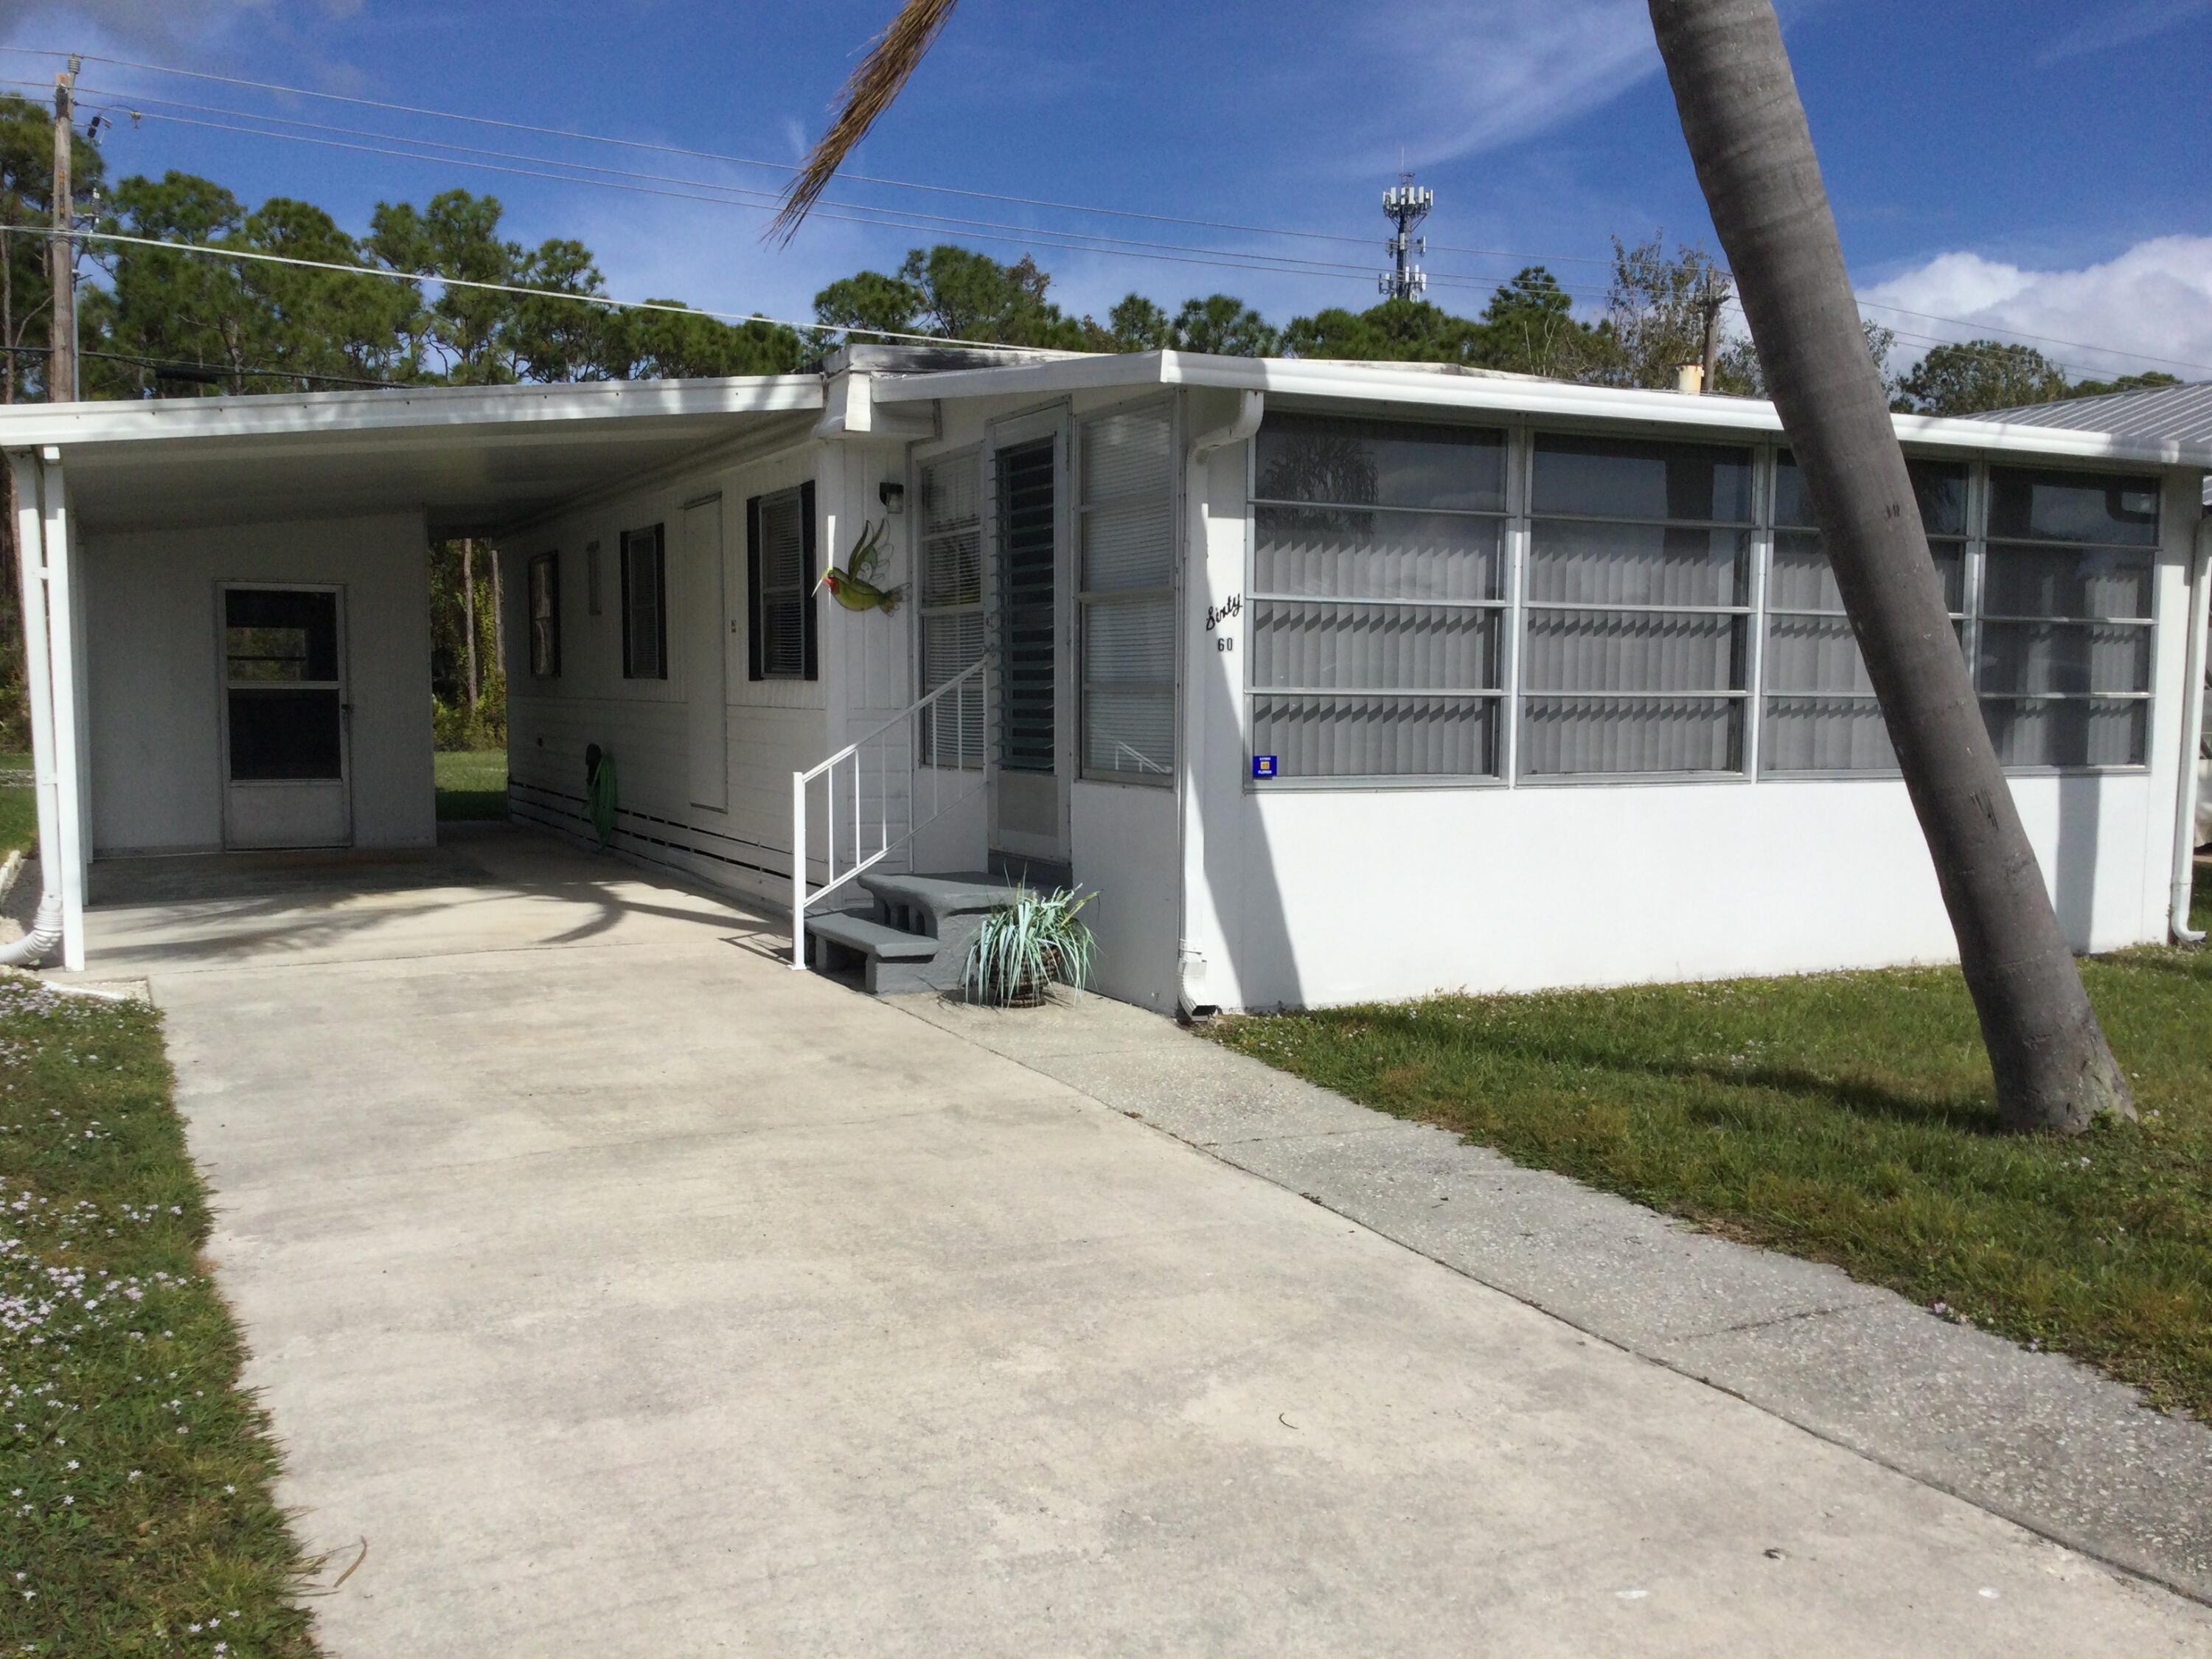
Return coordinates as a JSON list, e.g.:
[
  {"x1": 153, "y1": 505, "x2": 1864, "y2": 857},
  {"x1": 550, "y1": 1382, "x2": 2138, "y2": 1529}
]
[{"x1": 7, "y1": 347, "x2": 2208, "y2": 1011}]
